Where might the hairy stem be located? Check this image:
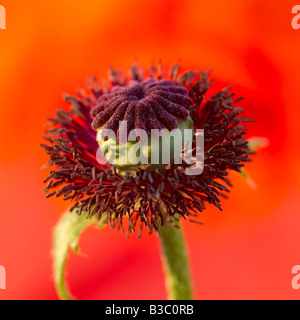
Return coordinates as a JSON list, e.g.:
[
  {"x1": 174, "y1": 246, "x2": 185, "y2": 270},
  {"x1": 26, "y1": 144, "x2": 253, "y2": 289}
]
[{"x1": 158, "y1": 218, "x2": 193, "y2": 300}]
